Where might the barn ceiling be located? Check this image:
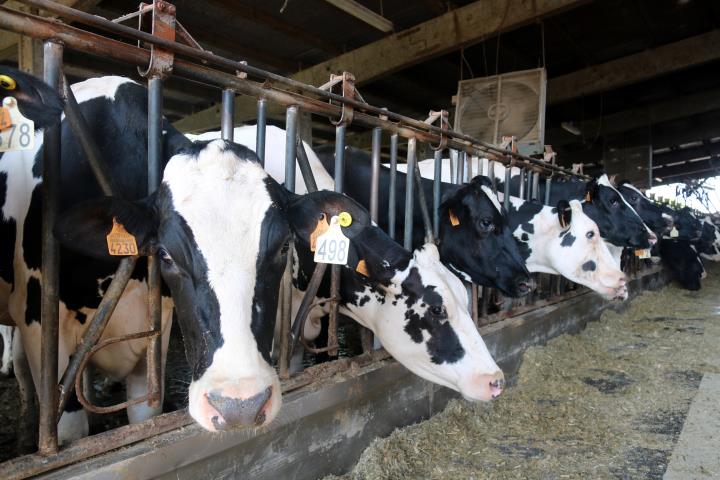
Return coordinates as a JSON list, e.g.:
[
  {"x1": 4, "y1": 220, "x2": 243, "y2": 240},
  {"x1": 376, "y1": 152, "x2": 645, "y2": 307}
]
[{"x1": 2, "y1": 0, "x2": 720, "y2": 185}]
